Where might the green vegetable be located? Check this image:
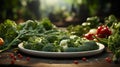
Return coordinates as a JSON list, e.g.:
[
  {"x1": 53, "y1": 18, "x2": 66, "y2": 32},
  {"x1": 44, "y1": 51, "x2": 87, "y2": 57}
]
[
  {"x1": 23, "y1": 42, "x2": 44, "y2": 51},
  {"x1": 108, "y1": 32, "x2": 120, "y2": 52},
  {"x1": 67, "y1": 16, "x2": 101, "y2": 37},
  {"x1": 0, "y1": 19, "x2": 18, "y2": 44},
  {"x1": 0, "y1": 20, "x2": 19, "y2": 51},
  {"x1": 84, "y1": 16, "x2": 100, "y2": 28},
  {"x1": 42, "y1": 44, "x2": 56, "y2": 52},
  {"x1": 107, "y1": 18, "x2": 120, "y2": 63},
  {"x1": 93, "y1": 36, "x2": 108, "y2": 47},
  {"x1": 41, "y1": 18, "x2": 55, "y2": 30},
  {"x1": 105, "y1": 15, "x2": 118, "y2": 27},
  {"x1": 23, "y1": 36, "x2": 48, "y2": 51},
  {"x1": 0, "y1": 18, "x2": 56, "y2": 52},
  {"x1": 78, "y1": 45, "x2": 90, "y2": 51},
  {"x1": 45, "y1": 35, "x2": 58, "y2": 43},
  {"x1": 67, "y1": 25, "x2": 89, "y2": 36},
  {"x1": 0, "y1": 17, "x2": 102, "y2": 53},
  {"x1": 64, "y1": 47, "x2": 79, "y2": 52},
  {"x1": 64, "y1": 41, "x2": 99, "y2": 52},
  {"x1": 83, "y1": 41, "x2": 99, "y2": 50}
]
